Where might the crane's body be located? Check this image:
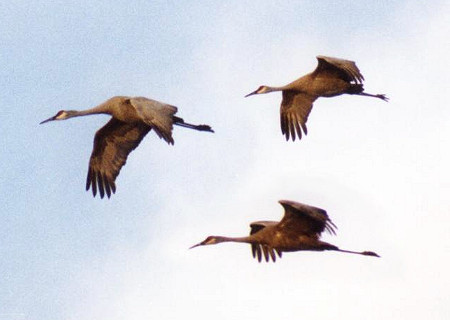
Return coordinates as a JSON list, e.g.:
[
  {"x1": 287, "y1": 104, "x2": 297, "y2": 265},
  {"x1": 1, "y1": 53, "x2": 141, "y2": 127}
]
[
  {"x1": 284, "y1": 73, "x2": 351, "y2": 98},
  {"x1": 245, "y1": 55, "x2": 388, "y2": 141},
  {"x1": 191, "y1": 200, "x2": 379, "y2": 262},
  {"x1": 249, "y1": 222, "x2": 335, "y2": 252},
  {"x1": 40, "y1": 96, "x2": 213, "y2": 199}
]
